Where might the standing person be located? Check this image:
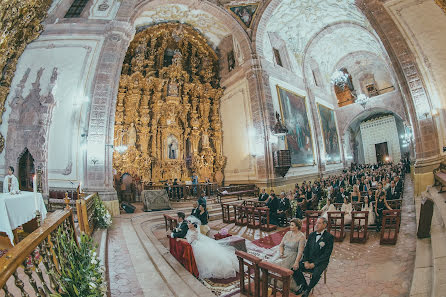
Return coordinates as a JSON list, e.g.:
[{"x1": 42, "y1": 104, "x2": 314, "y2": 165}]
[
  {"x1": 292, "y1": 217, "x2": 334, "y2": 297},
  {"x1": 198, "y1": 192, "x2": 207, "y2": 207},
  {"x1": 192, "y1": 173, "x2": 198, "y2": 195},
  {"x1": 197, "y1": 204, "x2": 210, "y2": 235},
  {"x1": 375, "y1": 191, "x2": 392, "y2": 231},
  {"x1": 277, "y1": 192, "x2": 291, "y2": 227},
  {"x1": 258, "y1": 189, "x2": 269, "y2": 201},
  {"x1": 3, "y1": 166, "x2": 19, "y2": 193},
  {"x1": 265, "y1": 190, "x2": 280, "y2": 225}
]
